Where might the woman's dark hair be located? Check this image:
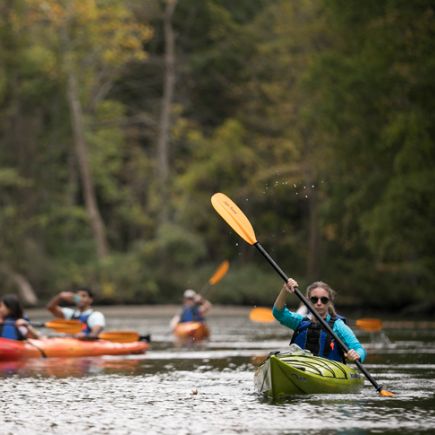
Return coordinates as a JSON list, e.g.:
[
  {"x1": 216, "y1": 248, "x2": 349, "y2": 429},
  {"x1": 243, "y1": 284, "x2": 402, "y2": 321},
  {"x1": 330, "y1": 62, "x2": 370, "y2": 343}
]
[{"x1": 1, "y1": 294, "x2": 24, "y2": 319}]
